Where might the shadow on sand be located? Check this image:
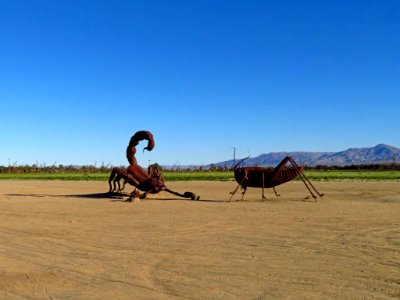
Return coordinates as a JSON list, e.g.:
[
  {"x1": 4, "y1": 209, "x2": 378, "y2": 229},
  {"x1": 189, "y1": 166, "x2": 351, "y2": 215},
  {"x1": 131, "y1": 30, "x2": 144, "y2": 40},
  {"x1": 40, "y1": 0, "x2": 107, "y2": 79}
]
[
  {"x1": 4, "y1": 192, "x2": 224, "y2": 203},
  {"x1": 3, "y1": 192, "x2": 316, "y2": 203}
]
